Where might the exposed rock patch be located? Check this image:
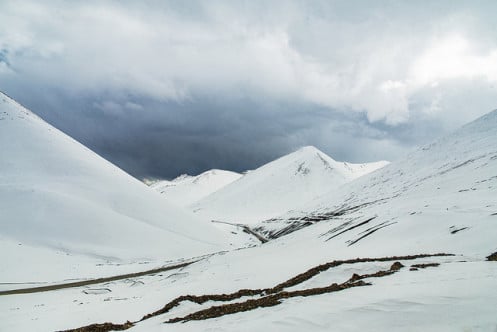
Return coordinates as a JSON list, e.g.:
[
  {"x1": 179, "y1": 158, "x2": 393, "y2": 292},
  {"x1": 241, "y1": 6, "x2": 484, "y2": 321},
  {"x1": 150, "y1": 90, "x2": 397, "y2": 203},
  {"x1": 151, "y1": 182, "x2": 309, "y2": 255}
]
[
  {"x1": 59, "y1": 321, "x2": 133, "y2": 332},
  {"x1": 487, "y1": 252, "x2": 497, "y2": 261}
]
